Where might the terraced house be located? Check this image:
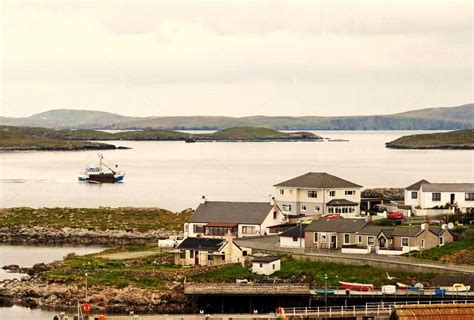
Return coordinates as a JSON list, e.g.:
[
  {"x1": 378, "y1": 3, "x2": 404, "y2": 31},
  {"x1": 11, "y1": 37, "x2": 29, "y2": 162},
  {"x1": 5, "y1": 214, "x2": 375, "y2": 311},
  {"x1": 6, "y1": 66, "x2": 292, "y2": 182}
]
[{"x1": 274, "y1": 172, "x2": 362, "y2": 218}]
